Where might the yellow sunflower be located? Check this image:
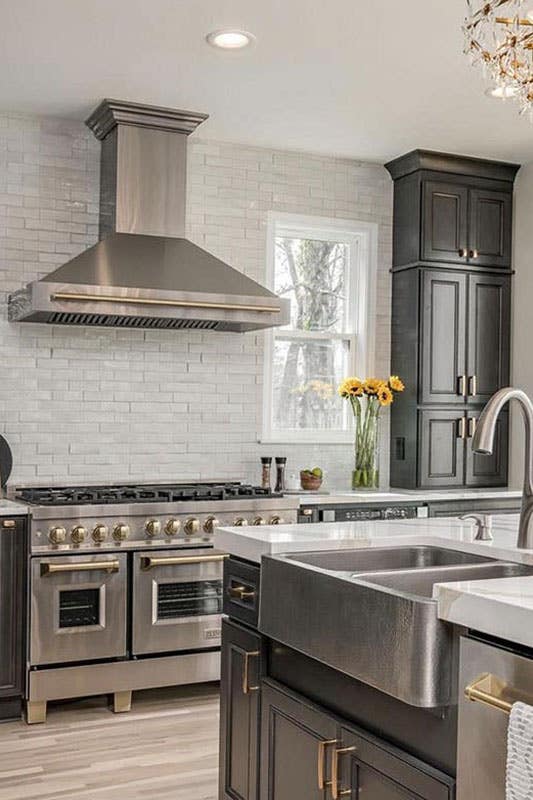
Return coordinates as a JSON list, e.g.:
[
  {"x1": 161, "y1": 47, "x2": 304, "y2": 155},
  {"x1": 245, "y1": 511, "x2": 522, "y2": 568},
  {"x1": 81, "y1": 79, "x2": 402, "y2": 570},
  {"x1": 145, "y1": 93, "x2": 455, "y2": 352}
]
[
  {"x1": 389, "y1": 375, "x2": 405, "y2": 392},
  {"x1": 363, "y1": 378, "x2": 385, "y2": 396},
  {"x1": 338, "y1": 378, "x2": 364, "y2": 398},
  {"x1": 377, "y1": 385, "x2": 394, "y2": 406}
]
